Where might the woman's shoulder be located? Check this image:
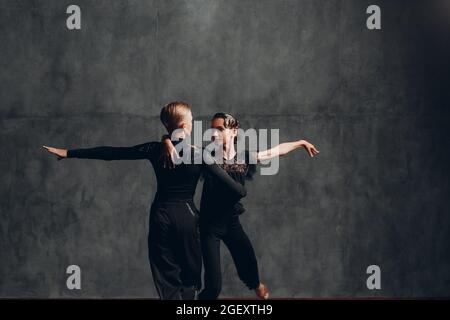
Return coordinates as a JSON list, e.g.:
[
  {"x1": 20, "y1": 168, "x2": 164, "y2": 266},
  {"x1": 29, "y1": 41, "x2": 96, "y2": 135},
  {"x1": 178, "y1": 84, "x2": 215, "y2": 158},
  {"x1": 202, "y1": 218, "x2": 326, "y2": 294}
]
[{"x1": 135, "y1": 141, "x2": 161, "y2": 152}]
